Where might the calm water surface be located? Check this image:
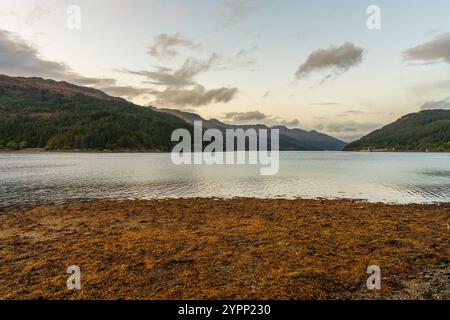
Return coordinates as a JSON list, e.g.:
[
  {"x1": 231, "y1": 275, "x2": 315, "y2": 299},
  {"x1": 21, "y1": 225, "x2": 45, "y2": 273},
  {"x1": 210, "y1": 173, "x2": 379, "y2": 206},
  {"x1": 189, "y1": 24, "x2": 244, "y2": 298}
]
[{"x1": 0, "y1": 152, "x2": 449, "y2": 207}]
